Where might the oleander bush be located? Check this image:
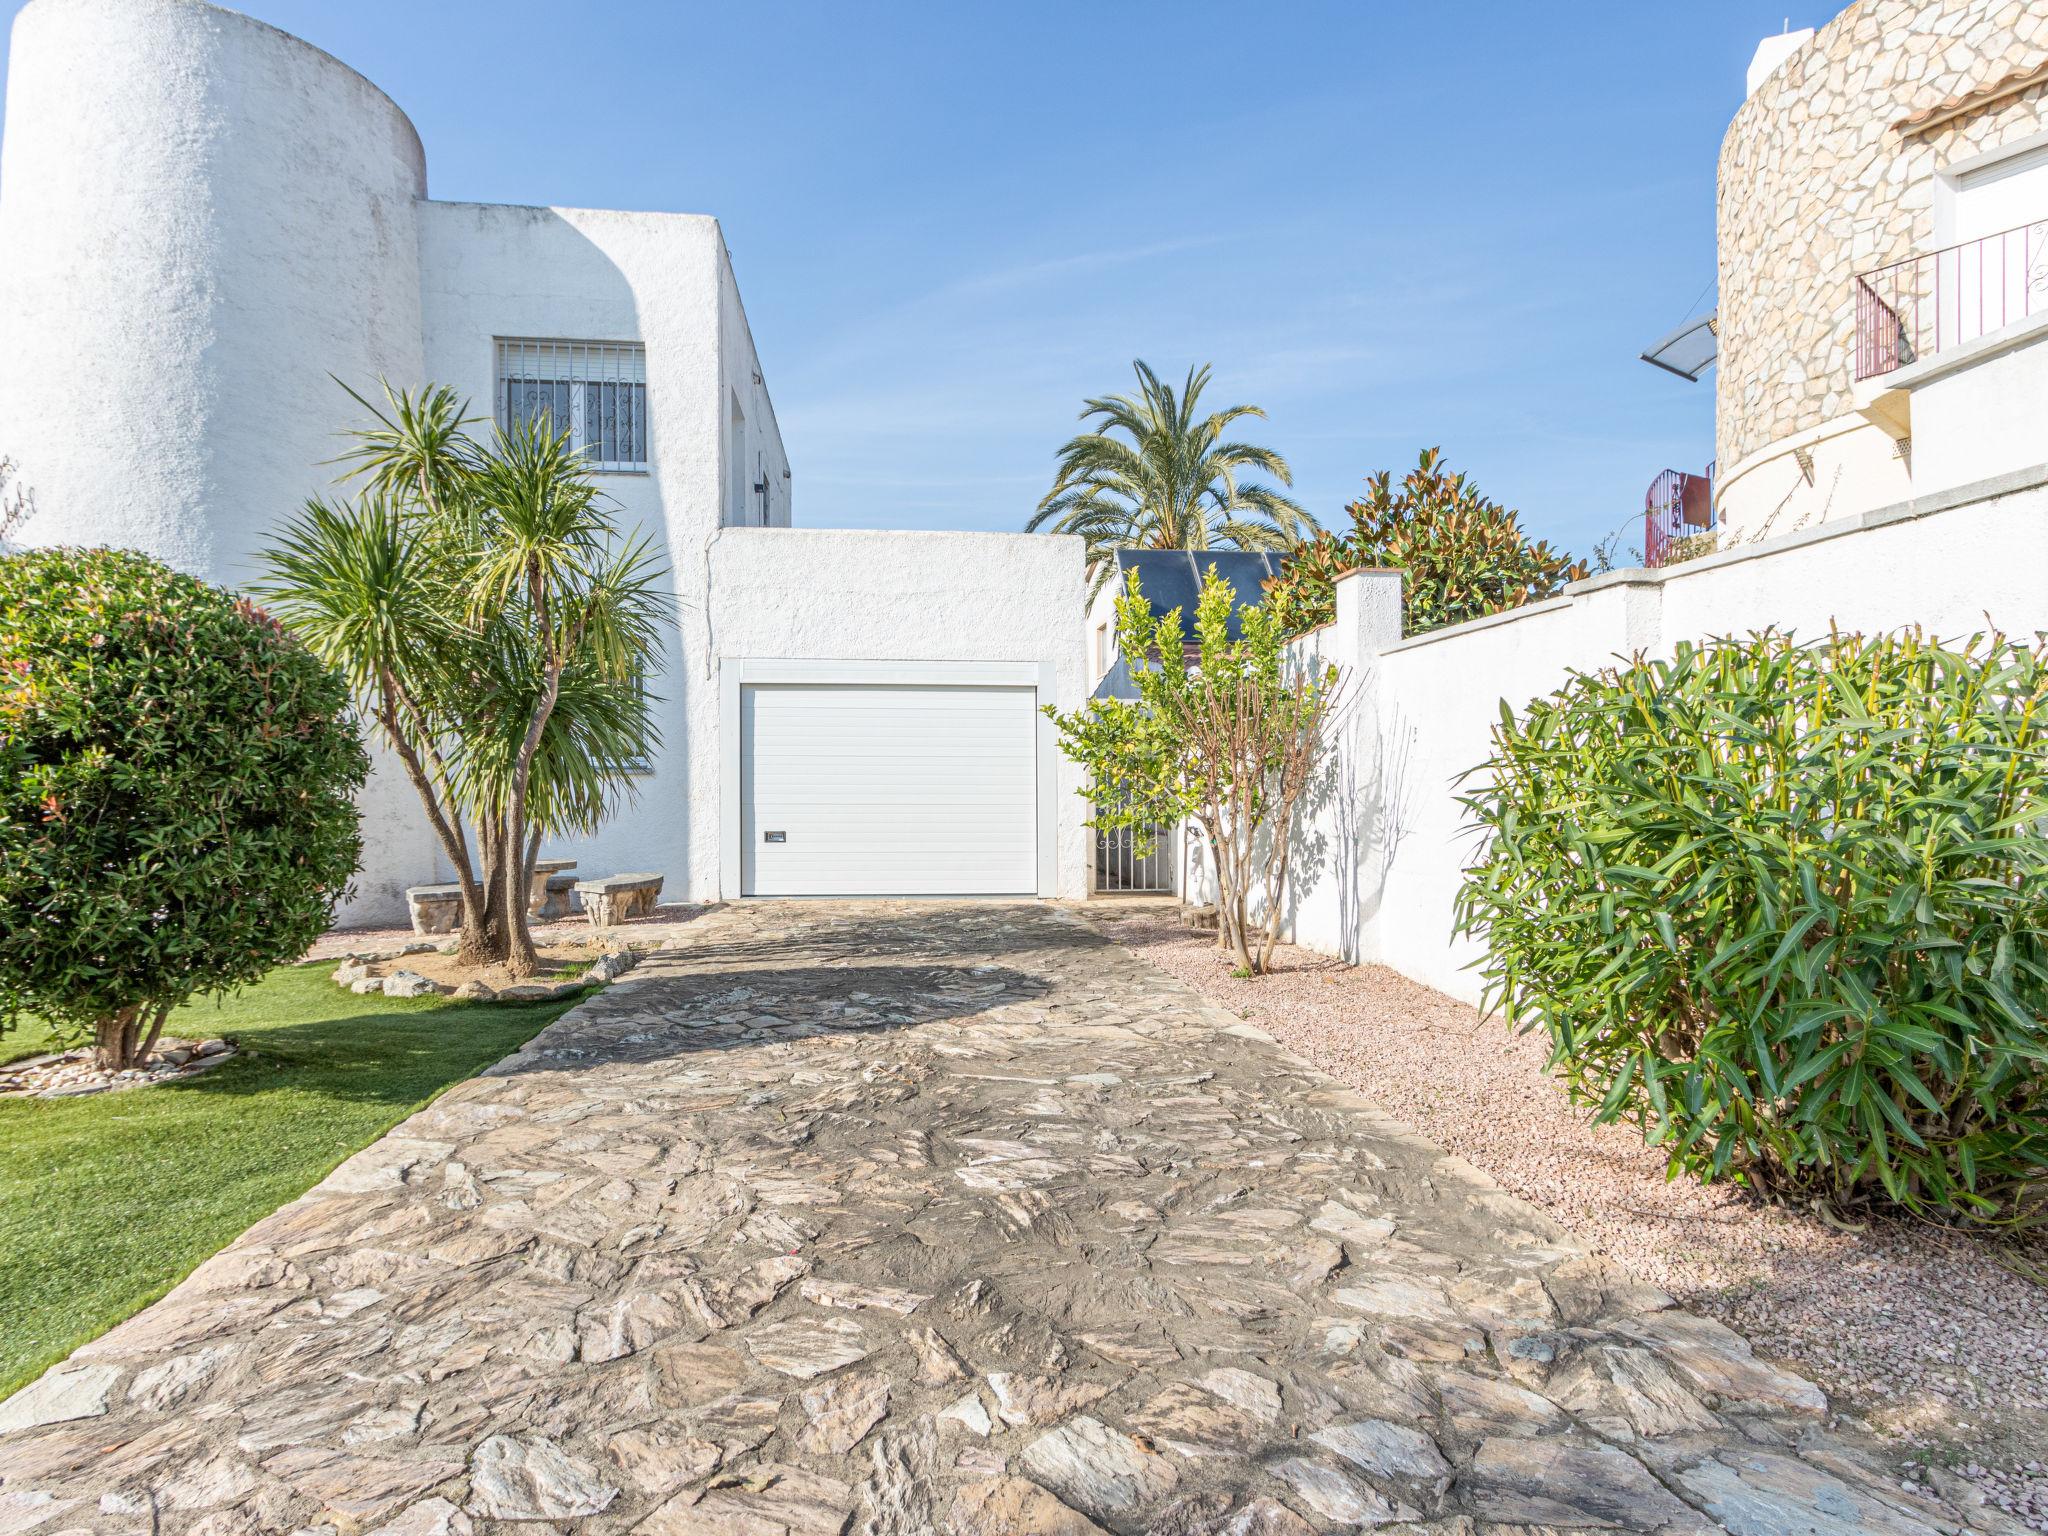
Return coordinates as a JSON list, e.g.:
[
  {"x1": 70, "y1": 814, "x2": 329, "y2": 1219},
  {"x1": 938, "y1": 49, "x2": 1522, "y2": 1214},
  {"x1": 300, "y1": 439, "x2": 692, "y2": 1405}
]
[
  {"x1": 0, "y1": 547, "x2": 366, "y2": 1069},
  {"x1": 1454, "y1": 628, "x2": 2048, "y2": 1225}
]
